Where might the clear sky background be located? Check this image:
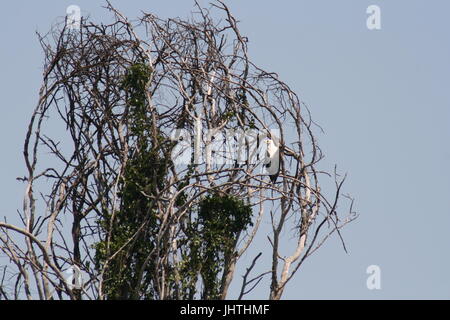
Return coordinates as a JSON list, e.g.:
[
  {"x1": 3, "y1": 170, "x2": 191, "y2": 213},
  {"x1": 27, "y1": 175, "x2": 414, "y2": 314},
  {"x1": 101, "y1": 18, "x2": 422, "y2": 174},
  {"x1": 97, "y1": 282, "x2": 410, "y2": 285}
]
[{"x1": 1, "y1": 0, "x2": 450, "y2": 299}]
